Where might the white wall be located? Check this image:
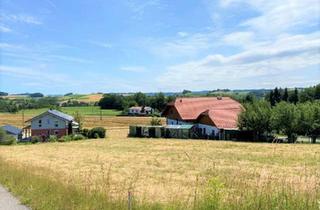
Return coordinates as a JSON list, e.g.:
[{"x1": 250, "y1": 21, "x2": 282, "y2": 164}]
[
  {"x1": 31, "y1": 114, "x2": 67, "y2": 129},
  {"x1": 197, "y1": 123, "x2": 220, "y2": 136},
  {"x1": 167, "y1": 118, "x2": 193, "y2": 125}
]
